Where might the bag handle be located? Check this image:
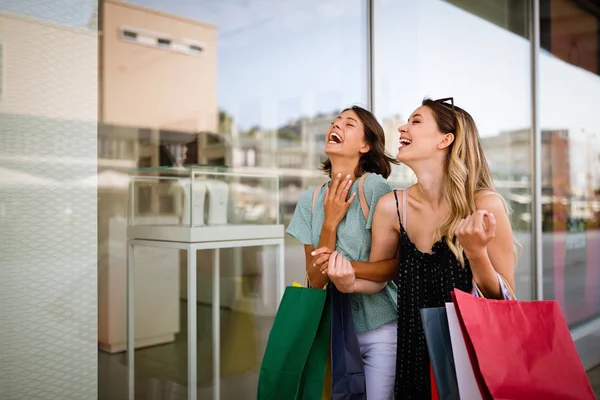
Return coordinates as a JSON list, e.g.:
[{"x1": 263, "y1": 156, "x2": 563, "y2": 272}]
[
  {"x1": 472, "y1": 274, "x2": 516, "y2": 300},
  {"x1": 312, "y1": 183, "x2": 325, "y2": 215}
]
